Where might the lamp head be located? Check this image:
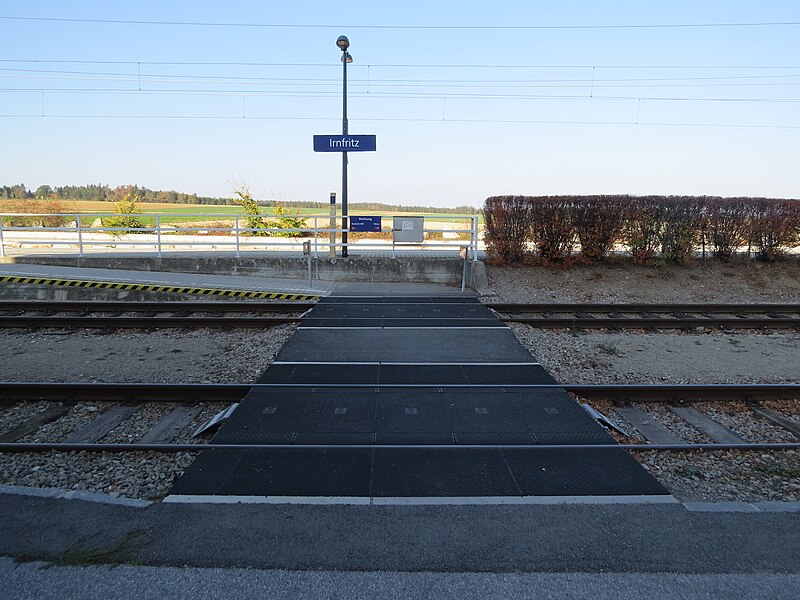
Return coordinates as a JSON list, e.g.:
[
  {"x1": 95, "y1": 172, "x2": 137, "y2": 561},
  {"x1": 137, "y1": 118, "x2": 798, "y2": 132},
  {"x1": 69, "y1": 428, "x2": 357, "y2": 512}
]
[
  {"x1": 336, "y1": 35, "x2": 350, "y2": 51},
  {"x1": 341, "y1": 52, "x2": 353, "y2": 64}
]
